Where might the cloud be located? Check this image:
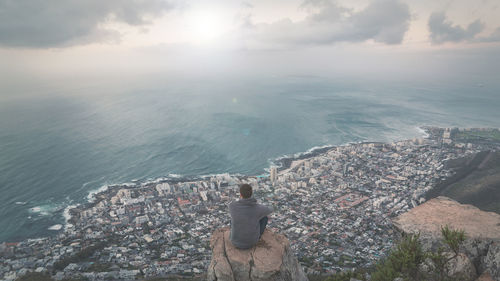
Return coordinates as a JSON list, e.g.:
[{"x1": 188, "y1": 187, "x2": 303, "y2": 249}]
[
  {"x1": 428, "y1": 12, "x2": 500, "y2": 44},
  {"x1": 428, "y1": 12, "x2": 484, "y2": 44},
  {"x1": 479, "y1": 26, "x2": 500, "y2": 43},
  {"x1": 239, "y1": 0, "x2": 411, "y2": 48},
  {"x1": 0, "y1": 0, "x2": 173, "y2": 48}
]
